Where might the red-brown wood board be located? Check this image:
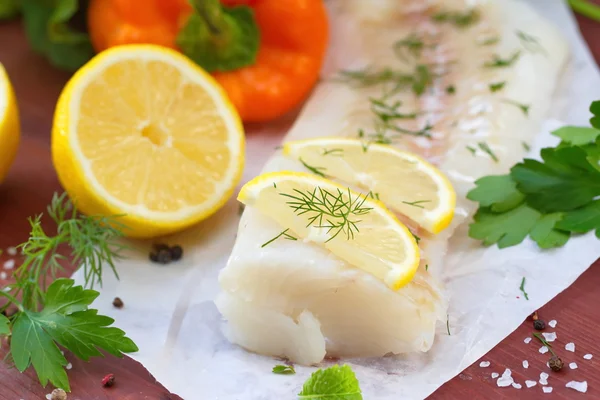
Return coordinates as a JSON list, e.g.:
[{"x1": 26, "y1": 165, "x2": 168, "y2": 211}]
[{"x1": 1, "y1": 8, "x2": 600, "y2": 400}]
